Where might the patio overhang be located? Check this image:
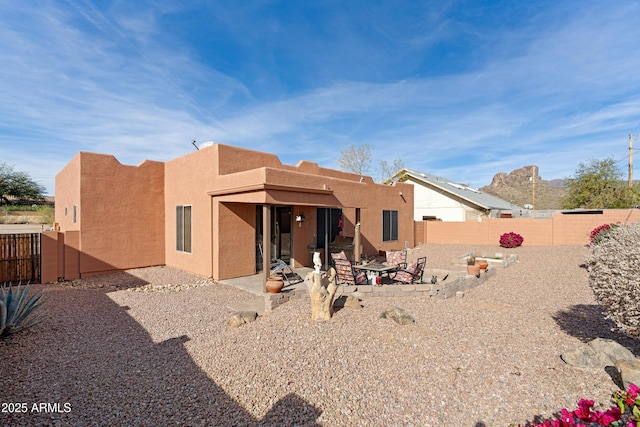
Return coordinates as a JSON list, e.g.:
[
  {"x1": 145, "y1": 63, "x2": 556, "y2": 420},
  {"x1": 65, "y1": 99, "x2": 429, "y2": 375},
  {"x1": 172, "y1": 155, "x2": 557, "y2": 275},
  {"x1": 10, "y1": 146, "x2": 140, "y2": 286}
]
[{"x1": 208, "y1": 183, "x2": 354, "y2": 207}]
